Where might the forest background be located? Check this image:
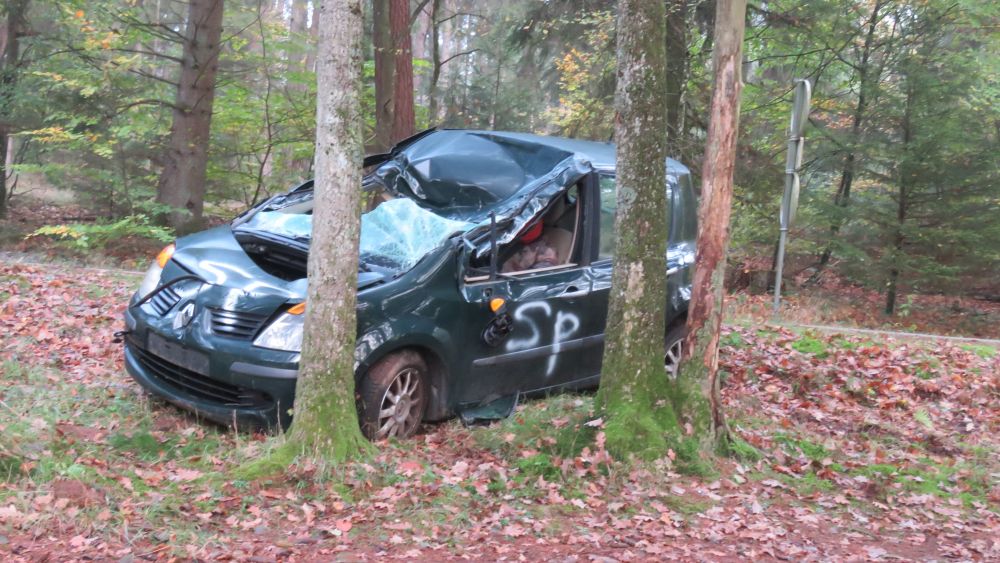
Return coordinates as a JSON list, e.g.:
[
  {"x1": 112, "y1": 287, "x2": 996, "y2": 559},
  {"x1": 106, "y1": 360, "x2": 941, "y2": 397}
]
[{"x1": 0, "y1": 0, "x2": 998, "y2": 321}]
